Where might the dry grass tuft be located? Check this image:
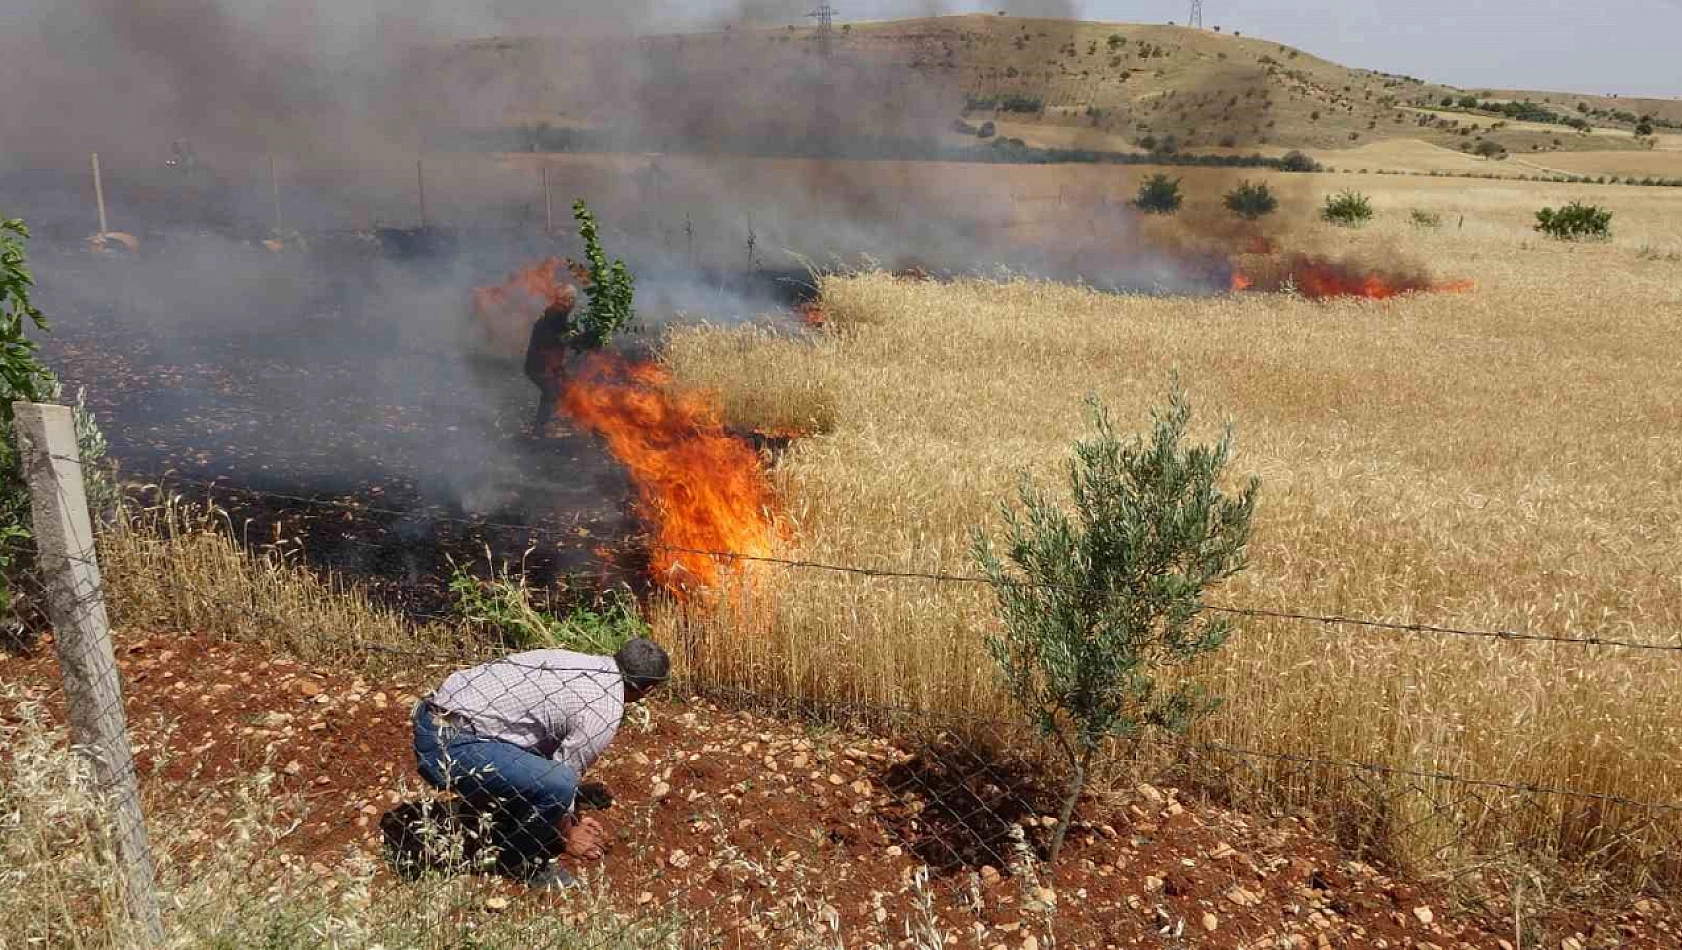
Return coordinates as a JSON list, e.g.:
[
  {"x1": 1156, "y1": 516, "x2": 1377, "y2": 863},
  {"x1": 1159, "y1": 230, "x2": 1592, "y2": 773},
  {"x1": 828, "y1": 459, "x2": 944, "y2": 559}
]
[
  {"x1": 98, "y1": 494, "x2": 469, "y2": 671},
  {"x1": 661, "y1": 186, "x2": 1682, "y2": 886},
  {"x1": 662, "y1": 325, "x2": 842, "y2": 436}
]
